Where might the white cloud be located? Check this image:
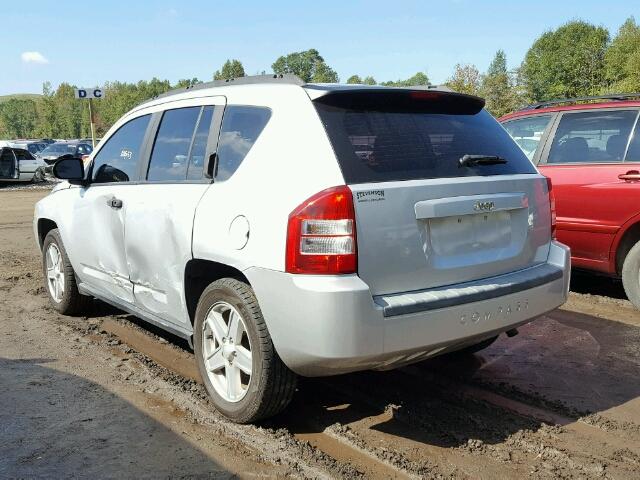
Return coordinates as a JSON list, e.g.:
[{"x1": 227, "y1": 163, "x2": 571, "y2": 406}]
[{"x1": 21, "y1": 51, "x2": 49, "y2": 65}]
